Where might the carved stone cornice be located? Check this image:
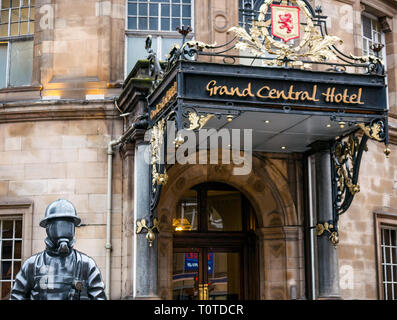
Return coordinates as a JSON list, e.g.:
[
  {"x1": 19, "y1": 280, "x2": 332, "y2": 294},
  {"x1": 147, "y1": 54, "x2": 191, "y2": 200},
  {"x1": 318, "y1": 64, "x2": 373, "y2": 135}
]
[
  {"x1": 119, "y1": 141, "x2": 135, "y2": 160},
  {"x1": 256, "y1": 227, "x2": 285, "y2": 240},
  {"x1": 0, "y1": 99, "x2": 119, "y2": 123},
  {"x1": 129, "y1": 128, "x2": 147, "y2": 145},
  {"x1": 361, "y1": 0, "x2": 397, "y2": 16},
  {"x1": 0, "y1": 198, "x2": 33, "y2": 209}
]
